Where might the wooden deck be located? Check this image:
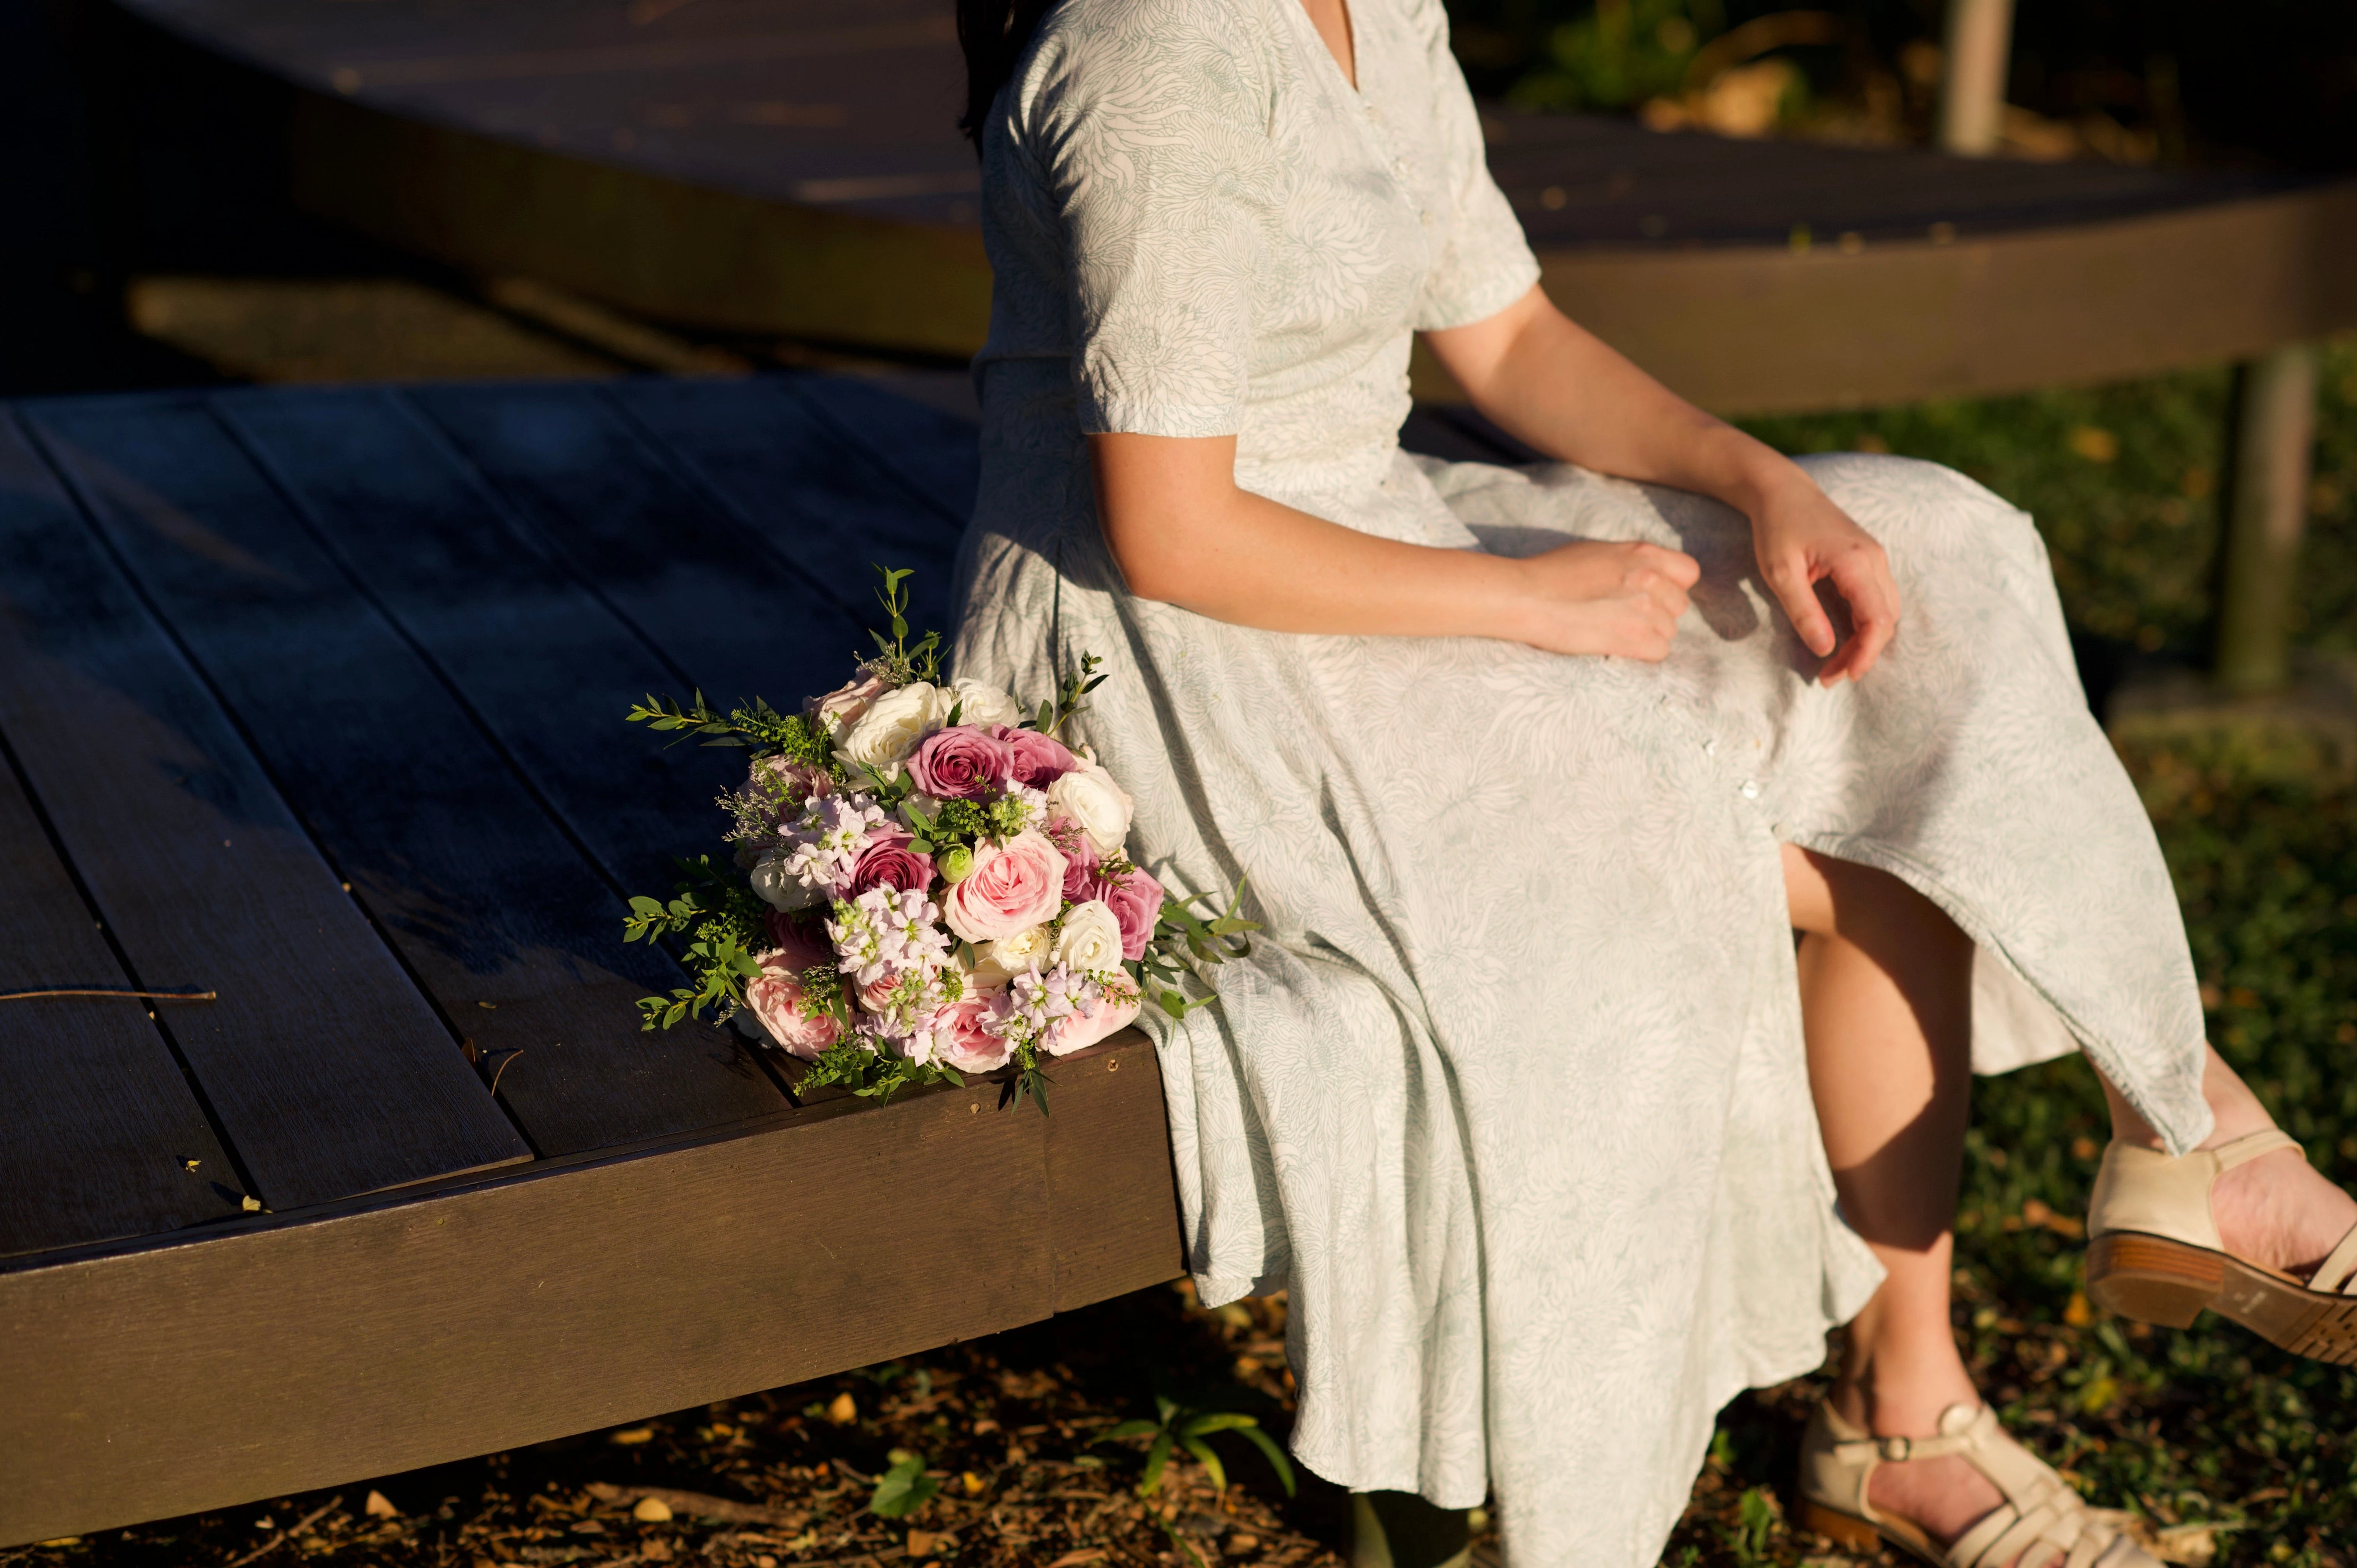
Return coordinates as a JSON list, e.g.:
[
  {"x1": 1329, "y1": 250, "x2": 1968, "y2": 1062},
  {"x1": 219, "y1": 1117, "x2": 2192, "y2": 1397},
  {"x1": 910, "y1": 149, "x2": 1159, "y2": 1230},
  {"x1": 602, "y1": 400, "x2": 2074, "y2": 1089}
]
[{"x1": 0, "y1": 374, "x2": 1183, "y2": 1548}]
